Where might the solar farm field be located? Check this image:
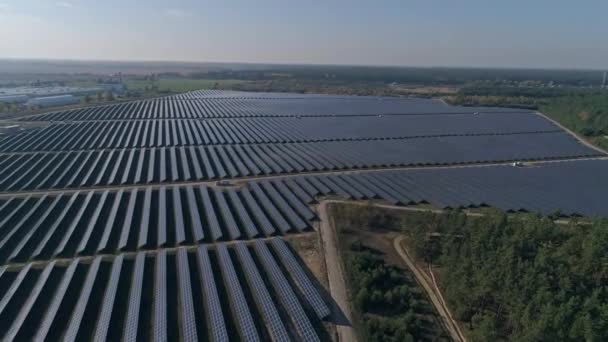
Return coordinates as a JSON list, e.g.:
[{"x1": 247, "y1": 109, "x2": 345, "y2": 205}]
[{"x1": 0, "y1": 90, "x2": 606, "y2": 341}]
